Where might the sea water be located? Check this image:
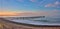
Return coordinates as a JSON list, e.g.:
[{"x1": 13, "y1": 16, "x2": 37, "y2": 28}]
[{"x1": 4, "y1": 17, "x2": 60, "y2": 26}]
